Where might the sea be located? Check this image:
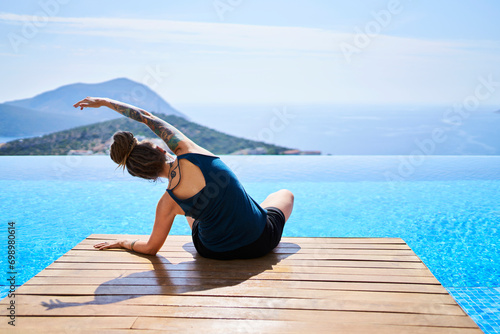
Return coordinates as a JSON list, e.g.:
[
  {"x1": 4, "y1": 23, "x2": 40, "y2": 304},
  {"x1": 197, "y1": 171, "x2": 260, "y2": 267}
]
[{"x1": 176, "y1": 104, "x2": 500, "y2": 155}]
